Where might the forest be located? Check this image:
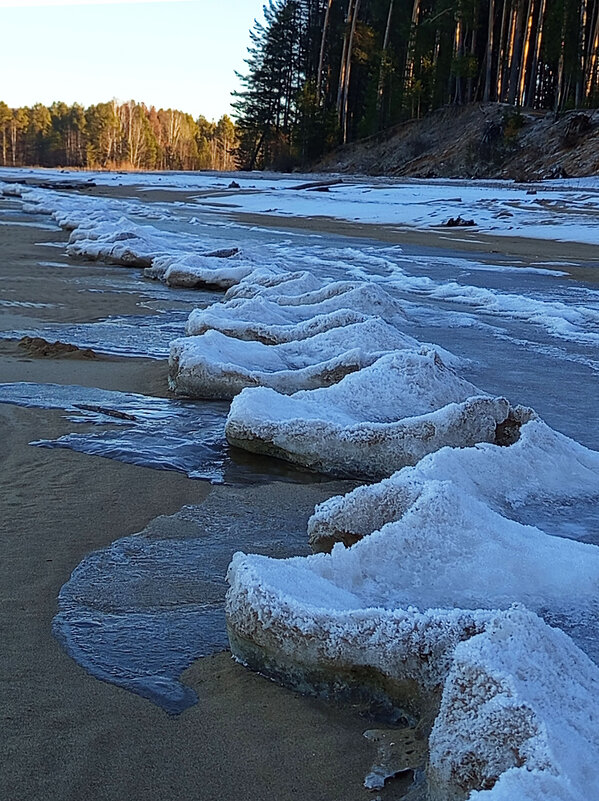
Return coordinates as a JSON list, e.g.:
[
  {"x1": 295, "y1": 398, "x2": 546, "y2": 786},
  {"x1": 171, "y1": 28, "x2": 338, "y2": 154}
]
[
  {"x1": 233, "y1": 0, "x2": 599, "y2": 169},
  {"x1": 0, "y1": 99, "x2": 238, "y2": 171}
]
